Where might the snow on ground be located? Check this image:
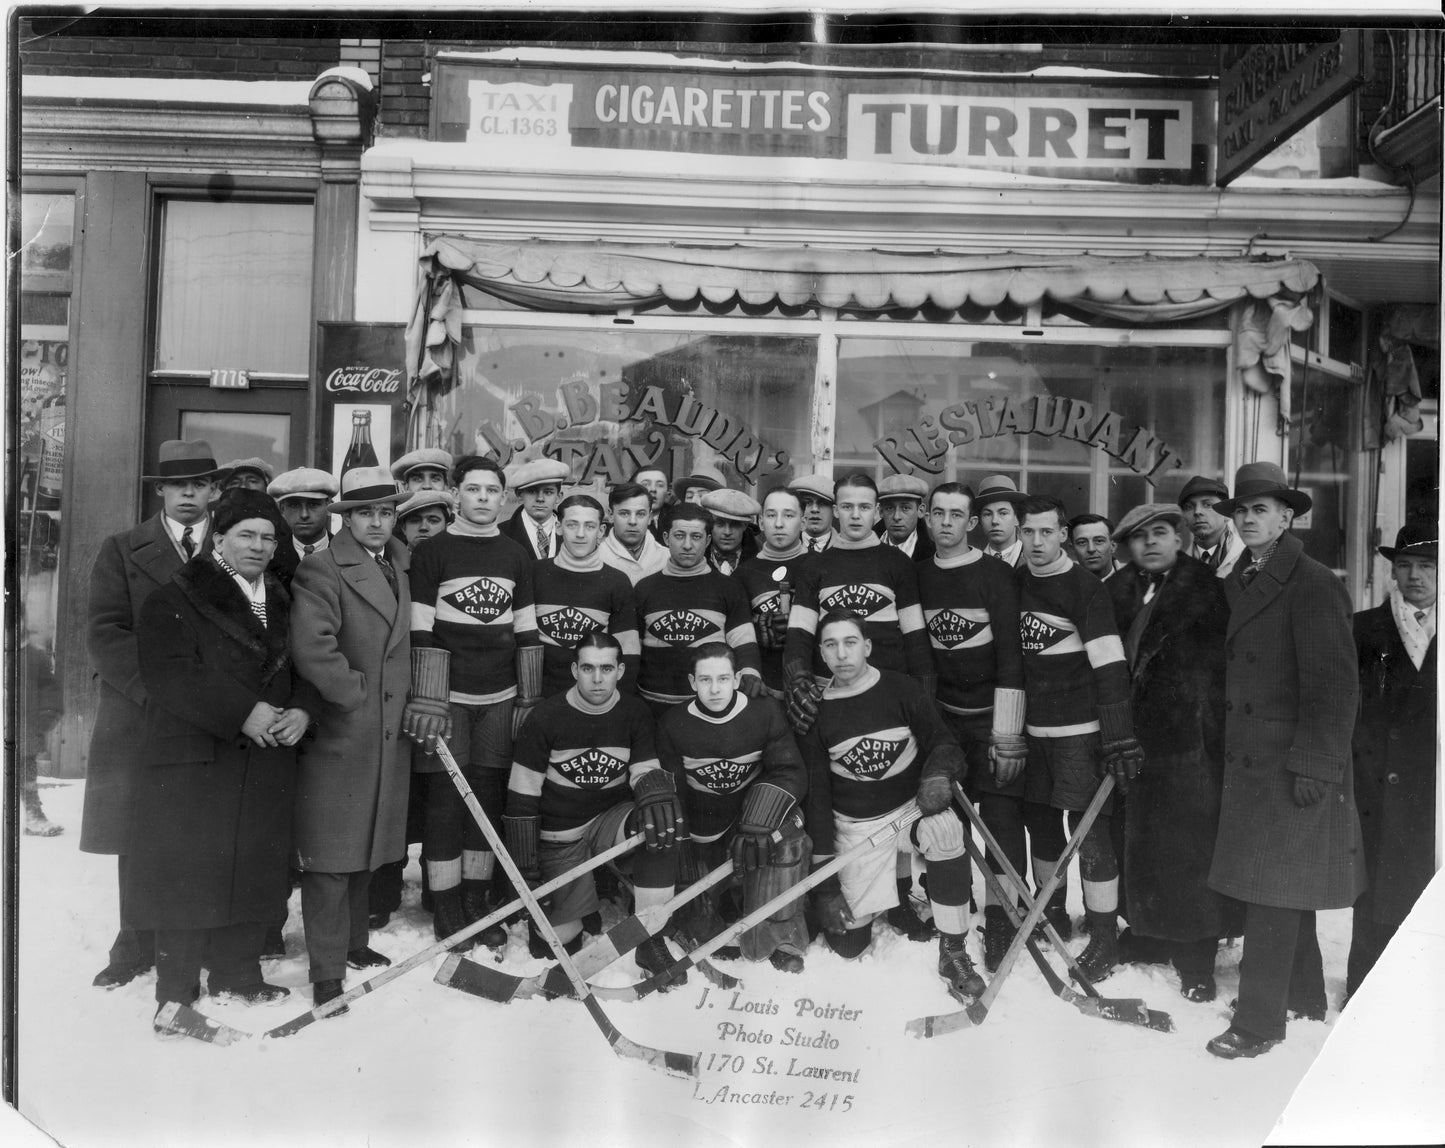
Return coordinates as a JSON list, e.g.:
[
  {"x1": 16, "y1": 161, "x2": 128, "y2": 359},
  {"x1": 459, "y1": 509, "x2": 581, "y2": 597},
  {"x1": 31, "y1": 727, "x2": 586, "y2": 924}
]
[{"x1": 10, "y1": 780, "x2": 1365, "y2": 1148}]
